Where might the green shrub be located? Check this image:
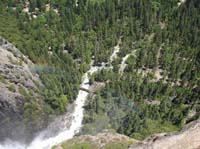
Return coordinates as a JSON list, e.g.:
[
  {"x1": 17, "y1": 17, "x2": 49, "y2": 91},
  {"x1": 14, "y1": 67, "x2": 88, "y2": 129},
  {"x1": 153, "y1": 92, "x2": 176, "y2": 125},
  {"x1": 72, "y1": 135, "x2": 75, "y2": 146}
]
[
  {"x1": 0, "y1": 76, "x2": 7, "y2": 83},
  {"x1": 8, "y1": 84, "x2": 16, "y2": 92}
]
